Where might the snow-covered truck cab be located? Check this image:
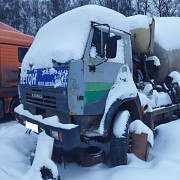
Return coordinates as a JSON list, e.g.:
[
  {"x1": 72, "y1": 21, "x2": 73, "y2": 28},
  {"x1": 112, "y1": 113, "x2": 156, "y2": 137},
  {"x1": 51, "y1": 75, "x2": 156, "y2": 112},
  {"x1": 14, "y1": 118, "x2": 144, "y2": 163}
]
[
  {"x1": 15, "y1": 6, "x2": 144, "y2": 168},
  {"x1": 16, "y1": 5, "x2": 142, "y2": 148}
]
